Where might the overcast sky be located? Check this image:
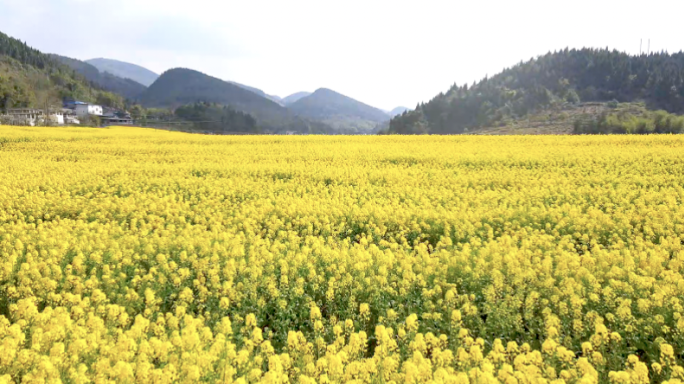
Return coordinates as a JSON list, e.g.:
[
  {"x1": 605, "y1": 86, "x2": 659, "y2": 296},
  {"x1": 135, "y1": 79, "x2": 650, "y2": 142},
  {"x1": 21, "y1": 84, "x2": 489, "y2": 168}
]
[{"x1": 1, "y1": 0, "x2": 682, "y2": 110}]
